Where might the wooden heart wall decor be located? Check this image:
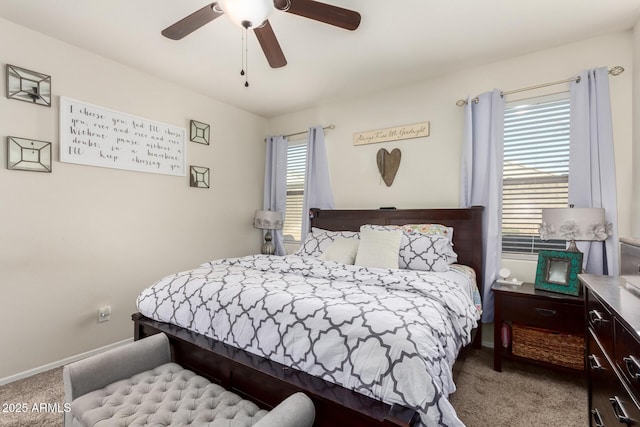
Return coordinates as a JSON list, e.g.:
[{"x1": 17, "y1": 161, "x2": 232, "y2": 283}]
[{"x1": 376, "y1": 148, "x2": 401, "y2": 186}]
